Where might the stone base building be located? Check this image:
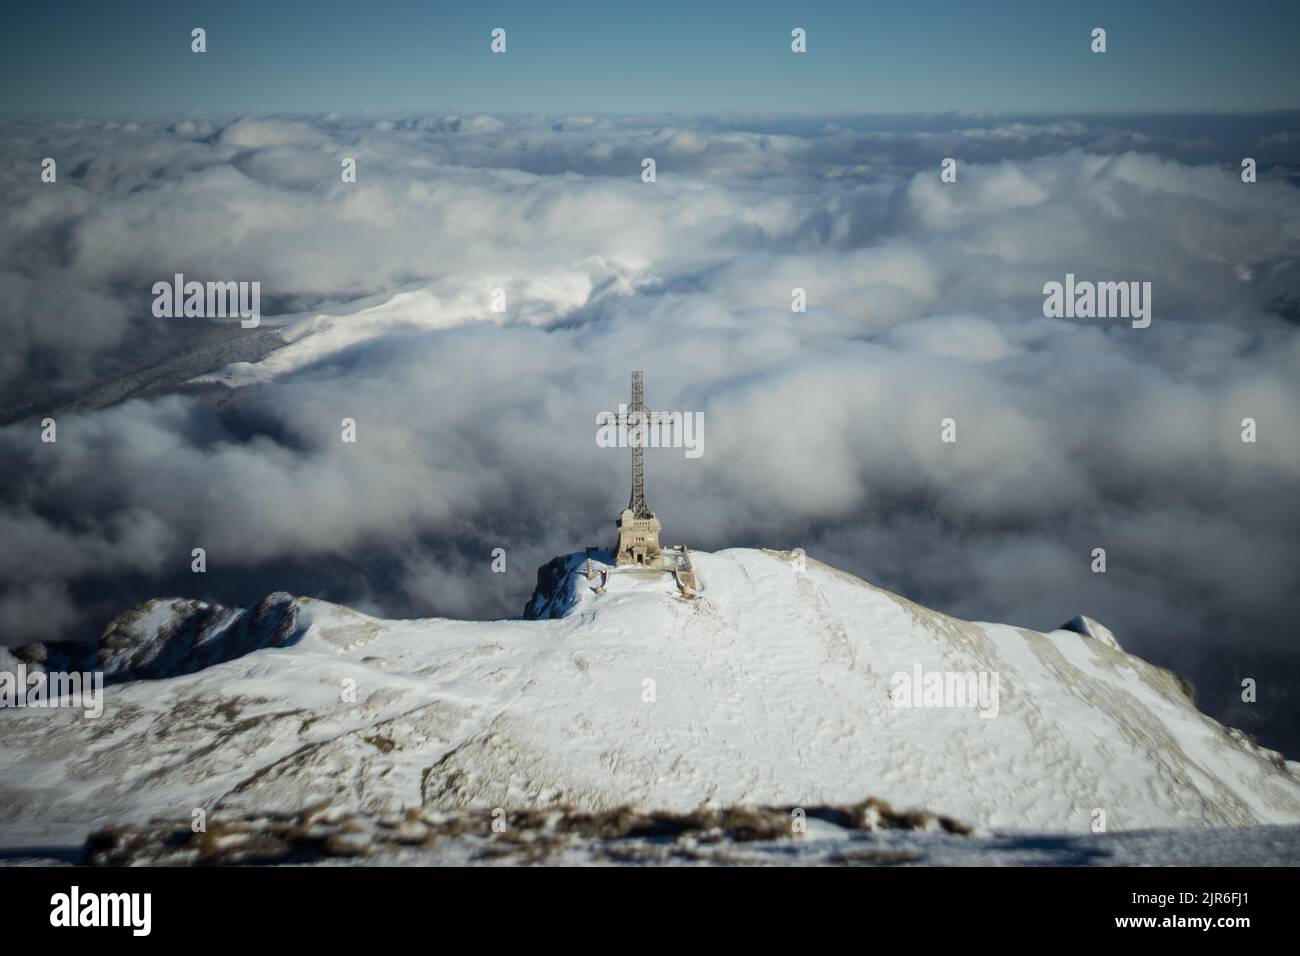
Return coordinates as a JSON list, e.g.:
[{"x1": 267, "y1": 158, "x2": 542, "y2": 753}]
[{"x1": 615, "y1": 508, "x2": 663, "y2": 567}]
